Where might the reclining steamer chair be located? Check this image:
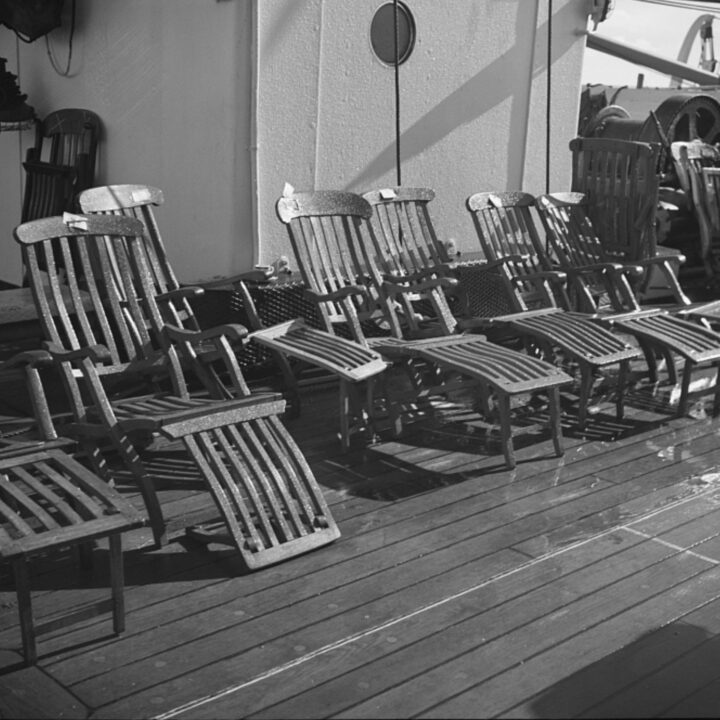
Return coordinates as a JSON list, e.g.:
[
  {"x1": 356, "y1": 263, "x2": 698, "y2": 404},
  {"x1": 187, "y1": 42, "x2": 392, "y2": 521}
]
[
  {"x1": 535, "y1": 192, "x2": 720, "y2": 418},
  {"x1": 14, "y1": 213, "x2": 340, "y2": 571}
]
